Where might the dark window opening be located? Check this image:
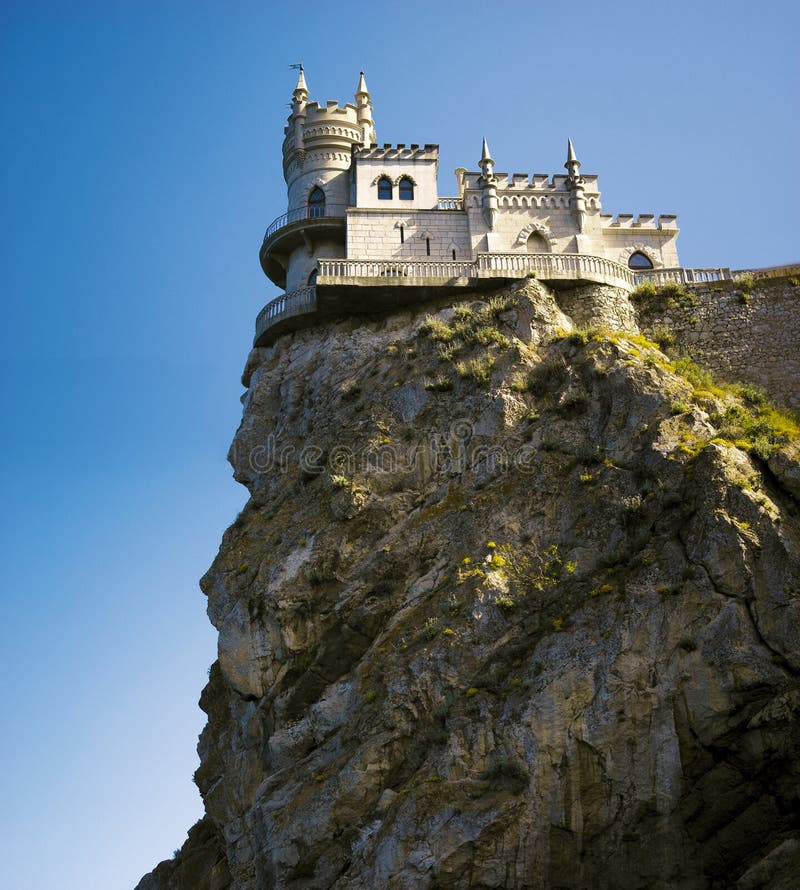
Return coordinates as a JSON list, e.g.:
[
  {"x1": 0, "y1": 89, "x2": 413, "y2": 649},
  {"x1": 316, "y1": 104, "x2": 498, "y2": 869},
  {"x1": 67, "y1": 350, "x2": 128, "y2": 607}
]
[
  {"x1": 399, "y1": 177, "x2": 414, "y2": 200},
  {"x1": 308, "y1": 187, "x2": 325, "y2": 218},
  {"x1": 452, "y1": 249, "x2": 456, "y2": 260},
  {"x1": 426, "y1": 237, "x2": 431, "y2": 256},
  {"x1": 399, "y1": 225, "x2": 404, "y2": 244},
  {"x1": 377, "y1": 177, "x2": 392, "y2": 200},
  {"x1": 628, "y1": 251, "x2": 654, "y2": 270},
  {"x1": 307, "y1": 269, "x2": 318, "y2": 286}
]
